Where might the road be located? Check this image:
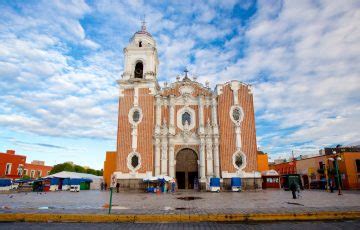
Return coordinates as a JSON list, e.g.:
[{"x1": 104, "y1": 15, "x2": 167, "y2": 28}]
[{"x1": 1, "y1": 220, "x2": 360, "y2": 230}]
